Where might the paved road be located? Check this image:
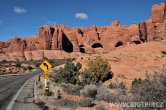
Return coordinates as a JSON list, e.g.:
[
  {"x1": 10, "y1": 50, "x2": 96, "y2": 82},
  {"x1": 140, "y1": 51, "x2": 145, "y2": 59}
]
[{"x1": 0, "y1": 70, "x2": 41, "y2": 110}]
